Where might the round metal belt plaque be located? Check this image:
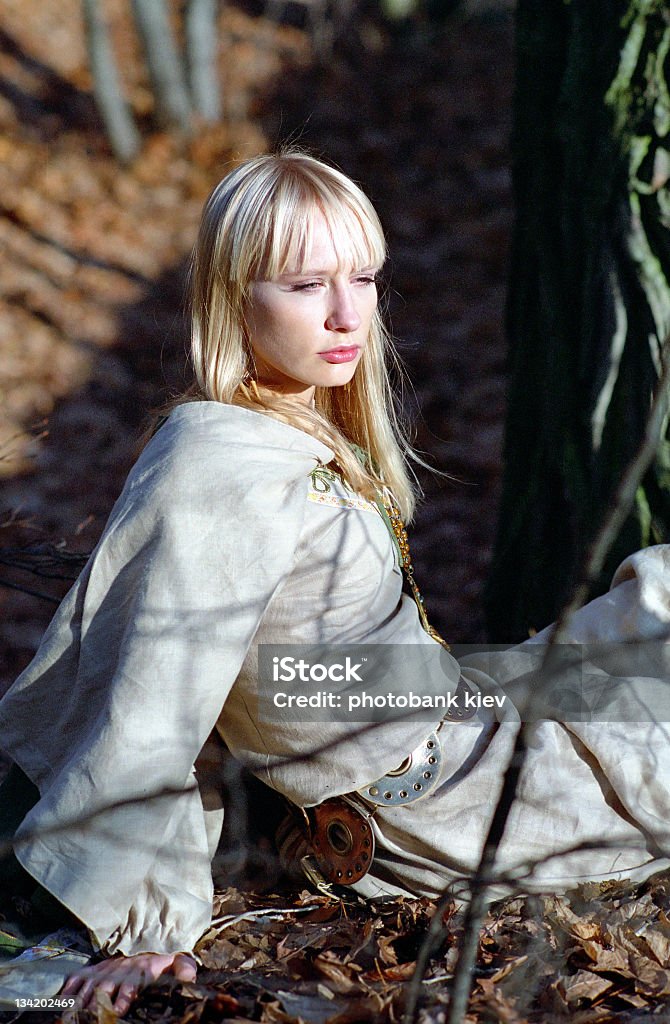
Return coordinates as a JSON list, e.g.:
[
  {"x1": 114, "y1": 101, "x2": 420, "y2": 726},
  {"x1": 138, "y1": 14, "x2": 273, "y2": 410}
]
[
  {"x1": 311, "y1": 798, "x2": 375, "y2": 884},
  {"x1": 359, "y1": 732, "x2": 442, "y2": 806}
]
